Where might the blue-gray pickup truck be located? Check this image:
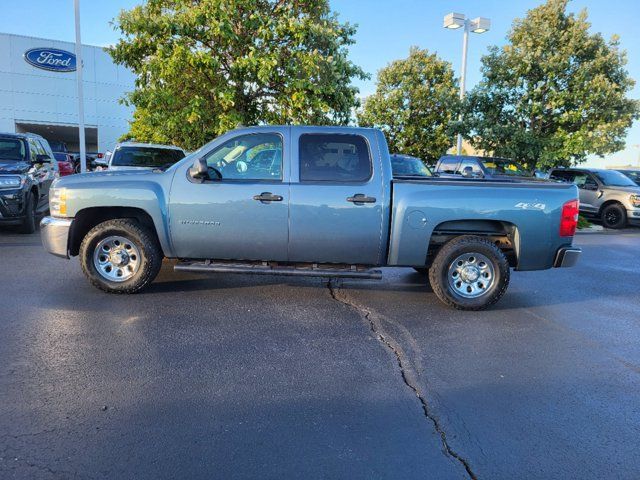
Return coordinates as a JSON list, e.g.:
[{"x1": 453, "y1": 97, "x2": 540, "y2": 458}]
[{"x1": 40, "y1": 126, "x2": 581, "y2": 310}]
